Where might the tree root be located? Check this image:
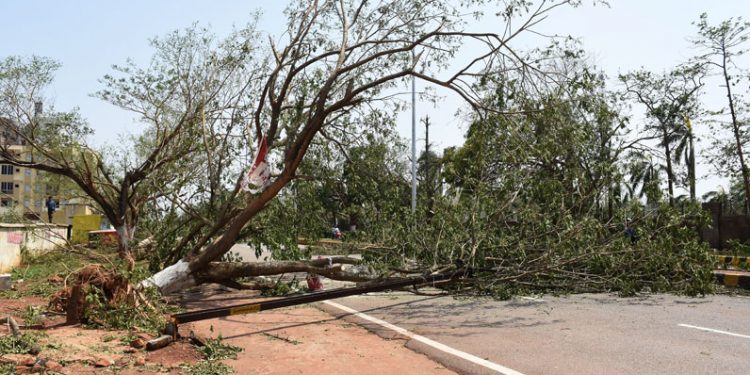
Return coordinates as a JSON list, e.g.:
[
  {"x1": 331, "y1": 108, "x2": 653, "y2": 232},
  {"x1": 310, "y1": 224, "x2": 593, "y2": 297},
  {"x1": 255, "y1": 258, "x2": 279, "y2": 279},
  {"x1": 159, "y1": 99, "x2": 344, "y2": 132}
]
[{"x1": 48, "y1": 264, "x2": 139, "y2": 325}]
